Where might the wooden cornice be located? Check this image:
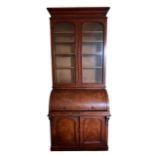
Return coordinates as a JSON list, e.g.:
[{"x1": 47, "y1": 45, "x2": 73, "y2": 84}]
[{"x1": 47, "y1": 7, "x2": 110, "y2": 18}]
